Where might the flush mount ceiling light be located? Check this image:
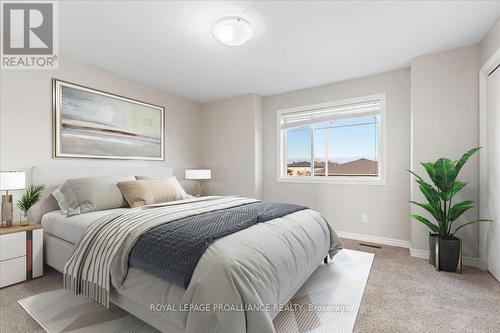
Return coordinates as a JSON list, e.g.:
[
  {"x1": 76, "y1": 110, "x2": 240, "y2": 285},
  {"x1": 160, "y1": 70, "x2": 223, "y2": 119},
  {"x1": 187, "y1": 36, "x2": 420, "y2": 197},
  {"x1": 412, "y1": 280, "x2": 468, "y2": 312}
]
[{"x1": 212, "y1": 16, "x2": 252, "y2": 46}]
